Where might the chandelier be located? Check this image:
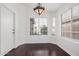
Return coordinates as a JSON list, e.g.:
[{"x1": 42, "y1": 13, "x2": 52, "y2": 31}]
[{"x1": 33, "y1": 3, "x2": 45, "y2": 15}]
